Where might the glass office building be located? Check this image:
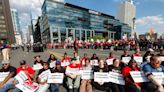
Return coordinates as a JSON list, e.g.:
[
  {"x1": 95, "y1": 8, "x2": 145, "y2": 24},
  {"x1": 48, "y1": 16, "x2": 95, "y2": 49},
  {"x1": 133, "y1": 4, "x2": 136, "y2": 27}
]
[{"x1": 41, "y1": 0, "x2": 131, "y2": 43}]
